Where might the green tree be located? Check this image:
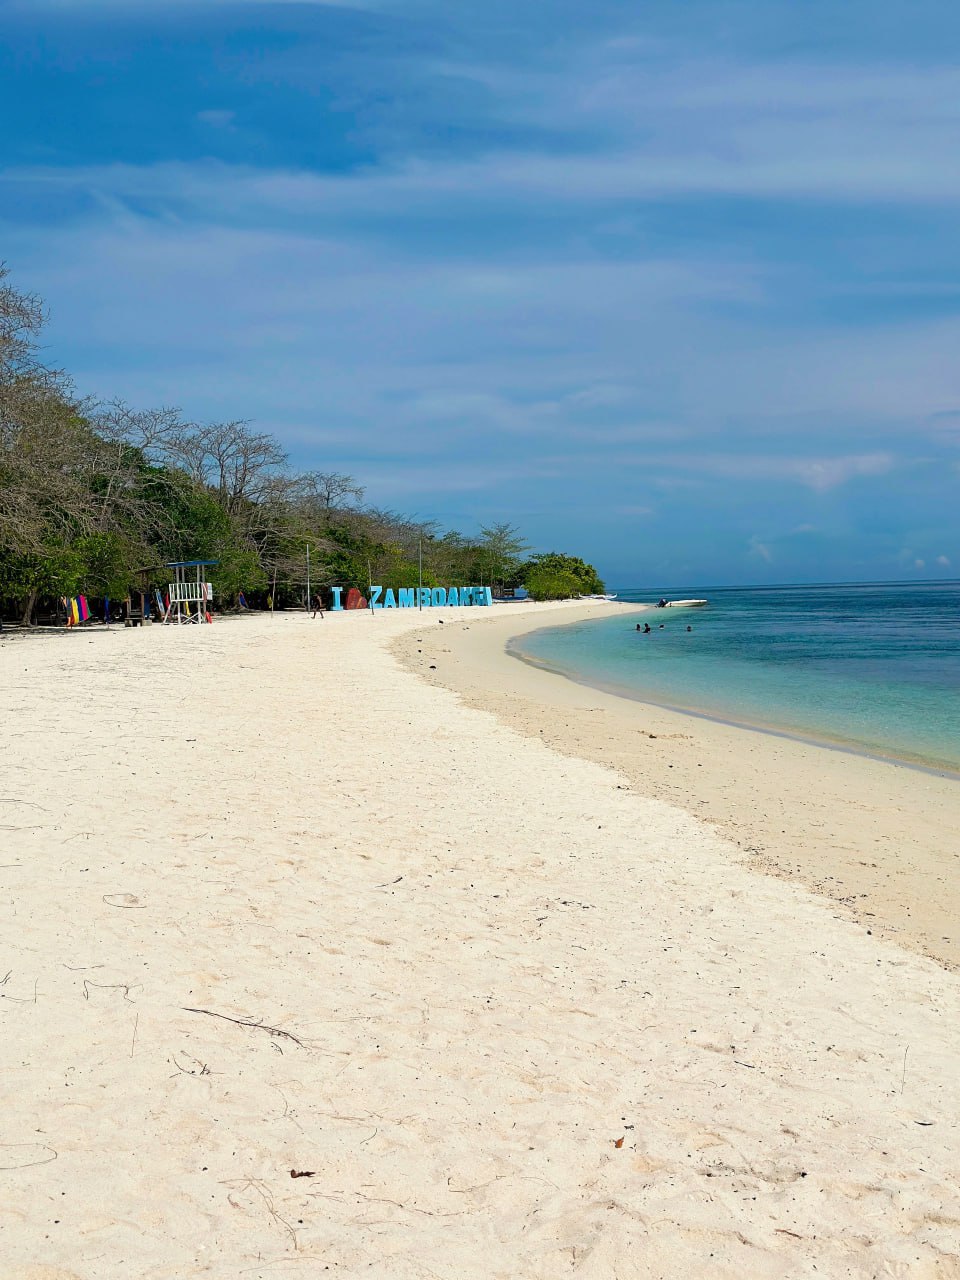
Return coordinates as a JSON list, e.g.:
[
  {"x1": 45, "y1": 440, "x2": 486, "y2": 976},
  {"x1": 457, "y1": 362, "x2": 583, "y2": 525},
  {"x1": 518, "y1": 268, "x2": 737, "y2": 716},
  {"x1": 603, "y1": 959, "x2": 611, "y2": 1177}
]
[
  {"x1": 521, "y1": 552, "x2": 604, "y2": 600},
  {"x1": 477, "y1": 523, "x2": 529, "y2": 592},
  {"x1": 1, "y1": 265, "x2": 605, "y2": 623}
]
